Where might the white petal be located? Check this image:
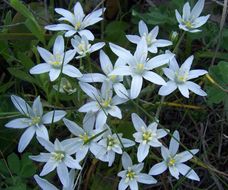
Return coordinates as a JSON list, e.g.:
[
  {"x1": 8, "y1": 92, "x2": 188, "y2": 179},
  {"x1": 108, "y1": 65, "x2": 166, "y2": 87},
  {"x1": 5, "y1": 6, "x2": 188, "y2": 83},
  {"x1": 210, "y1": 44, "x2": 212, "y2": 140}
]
[
  {"x1": 146, "y1": 53, "x2": 174, "y2": 70},
  {"x1": 139, "y1": 20, "x2": 148, "y2": 36},
  {"x1": 45, "y1": 24, "x2": 74, "y2": 31},
  {"x1": 109, "y1": 43, "x2": 132, "y2": 64},
  {"x1": 49, "y1": 68, "x2": 61, "y2": 81},
  {"x1": 64, "y1": 155, "x2": 81, "y2": 169},
  {"x1": 74, "y1": 2, "x2": 85, "y2": 19},
  {"x1": 36, "y1": 125, "x2": 49, "y2": 140},
  {"x1": 100, "y1": 50, "x2": 113, "y2": 75},
  {"x1": 169, "y1": 57, "x2": 179, "y2": 71},
  {"x1": 83, "y1": 8, "x2": 104, "y2": 27},
  {"x1": 64, "y1": 49, "x2": 76, "y2": 65},
  {"x1": 186, "y1": 81, "x2": 207, "y2": 96},
  {"x1": 134, "y1": 37, "x2": 147, "y2": 63},
  {"x1": 34, "y1": 175, "x2": 58, "y2": 190},
  {"x1": 122, "y1": 152, "x2": 132, "y2": 169},
  {"x1": 176, "y1": 149, "x2": 199, "y2": 163},
  {"x1": 193, "y1": 15, "x2": 210, "y2": 28},
  {"x1": 62, "y1": 65, "x2": 82, "y2": 78},
  {"x1": 156, "y1": 129, "x2": 168, "y2": 139},
  {"x1": 169, "y1": 130, "x2": 180, "y2": 156},
  {"x1": 137, "y1": 173, "x2": 157, "y2": 184},
  {"x1": 112, "y1": 94, "x2": 128, "y2": 105},
  {"x1": 183, "y1": 2, "x2": 191, "y2": 21},
  {"x1": 118, "y1": 179, "x2": 128, "y2": 190},
  {"x1": 113, "y1": 83, "x2": 129, "y2": 99},
  {"x1": 53, "y1": 35, "x2": 64, "y2": 55},
  {"x1": 37, "y1": 46, "x2": 53, "y2": 63},
  {"x1": 30, "y1": 63, "x2": 51, "y2": 74},
  {"x1": 178, "y1": 84, "x2": 190, "y2": 98},
  {"x1": 161, "y1": 146, "x2": 170, "y2": 160},
  {"x1": 149, "y1": 161, "x2": 167, "y2": 175},
  {"x1": 63, "y1": 118, "x2": 84, "y2": 136},
  {"x1": 169, "y1": 166, "x2": 180, "y2": 179},
  {"x1": 55, "y1": 8, "x2": 75, "y2": 25},
  {"x1": 57, "y1": 163, "x2": 69, "y2": 187},
  {"x1": 129, "y1": 180, "x2": 138, "y2": 190},
  {"x1": 137, "y1": 143, "x2": 149, "y2": 162},
  {"x1": 130, "y1": 75, "x2": 143, "y2": 99},
  {"x1": 143, "y1": 71, "x2": 166, "y2": 85},
  {"x1": 95, "y1": 110, "x2": 107, "y2": 129},
  {"x1": 78, "y1": 29, "x2": 94, "y2": 41},
  {"x1": 154, "y1": 39, "x2": 172, "y2": 47},
  {"x1": 65, "y1": 30, "x2": 77, "y2": 37},
  {"x1": 175, "y1": 10, "x2": 182, "y2": 23},
  {"x1": 11, "y1": 95, "x2": 32, "y2": 115},
  {"x1": 29, "y1": 153, "x2": 51, "y2": 162},
  {"x1": 37, "y1": 137, "x2": 54, "y2": 153},
  {"x1": 32, "y1": 96, "x2": 43, "y2": 116},
  {"x1": 42, "y1": 110, "x2": 66, "y2": 124},
  {"x1": 108, "y1": 106, "x2": 122, "y2": 119},
  {"x1": 5, "y1": 118, "x2": 30, "y2": 129},
  {"x1": 83, "y1": 112, "x2": 96, "y2": 131},
  {"x1": 158, "y1": 81, "x2": 177, "y2": 96},
  {"x1": 78, "y1": 101, "x2": 99, "y2": 112},
  {"x1": 180, "y1": 55, "x2": 194, "y2": 73},
  {"x1": 131, "y1": 113, "x2": 146, "y2": 131},
  {"x1": 76, "y1": 146, "x2": 89, "y2": 162},
  {"x1": 163, "y1": 68, "x2": 175, "y2": 80},
  {"x1": 40, "y1": 160, "x2": 57, "y2": 176},
  {"x1": 176, "y1": 163, "x2": 200, "y2": 181},
  {"x1": 18, "y1": 127, "x2": 36, "y2": 152},
  {"x1": 126, "y1": 35, "x2": 141, "y2": 44},
  {"x1": 187, "y1": 69, "x2": 207, "y2": 80},
  {"x1": 79, "y1": 82, "x2": 100, "y2": 100},
  {"x1": 80, "y1": 73, "x2": 106, "y2": 83},
  {"x1": 110, "y1": 66, "x2": 132, "y2": 76},
  {"x1": 90, "y1": 42, "x2": 105, "y2": 53},
  {"x1": 191, "y1": 0, "x2": 204, "y2": 18}
]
